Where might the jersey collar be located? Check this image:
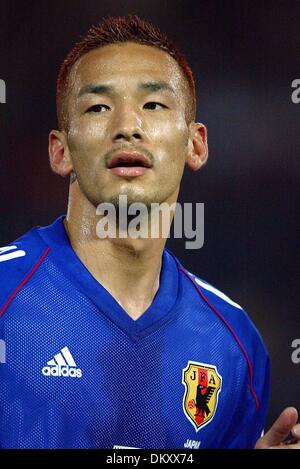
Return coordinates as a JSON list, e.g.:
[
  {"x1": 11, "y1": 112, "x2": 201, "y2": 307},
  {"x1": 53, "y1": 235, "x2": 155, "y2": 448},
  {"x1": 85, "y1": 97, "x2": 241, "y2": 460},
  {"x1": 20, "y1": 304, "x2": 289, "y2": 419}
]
[{"x1": 37, "y1": 215, "x2": 181, "y2": 339}]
